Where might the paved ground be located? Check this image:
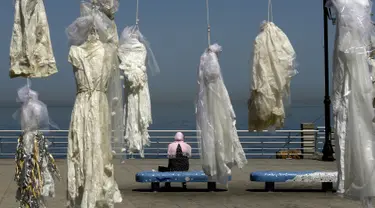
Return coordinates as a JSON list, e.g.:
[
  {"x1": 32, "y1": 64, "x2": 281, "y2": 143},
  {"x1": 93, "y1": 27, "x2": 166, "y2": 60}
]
[{"x1": 0, "y1": 159, "x2": 365, "y2": 208}]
